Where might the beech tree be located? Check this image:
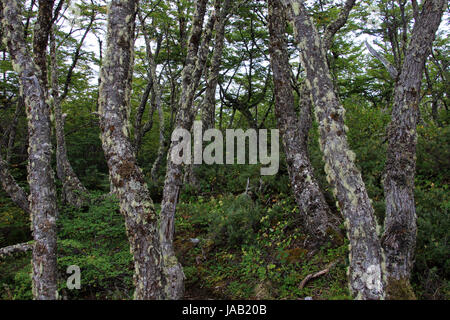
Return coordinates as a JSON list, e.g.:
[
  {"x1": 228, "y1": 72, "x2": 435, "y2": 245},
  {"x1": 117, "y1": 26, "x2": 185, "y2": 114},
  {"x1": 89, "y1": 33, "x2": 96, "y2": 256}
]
[
  {"x1": 159, "y1": 0, "x2": 213, "y2": 299},
  {"x1": 98, "y1": 0, "x2": 166, "y2": 299},
  {"x1": 380, "y1": 0, "x2": 446, "y2": 298},
  {"x1": 282, "y1": 0, "x2": 445, "y2": 299},
  {"x1": 2, "y1": 0, "x2": 59, "y2": 299},
  {"x1": 268, "y1": 0, "x2": 358, "y2": 247}
]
